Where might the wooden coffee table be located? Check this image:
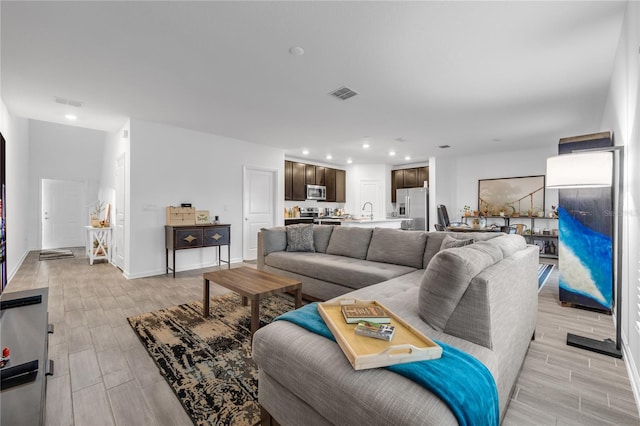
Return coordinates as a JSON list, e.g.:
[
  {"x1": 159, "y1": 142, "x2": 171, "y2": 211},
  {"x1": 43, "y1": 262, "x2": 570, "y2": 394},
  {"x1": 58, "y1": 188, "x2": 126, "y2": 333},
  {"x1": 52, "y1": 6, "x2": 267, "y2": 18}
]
[{"x1": 202, "y1": 267, "x2": 302, "y2": 338}]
